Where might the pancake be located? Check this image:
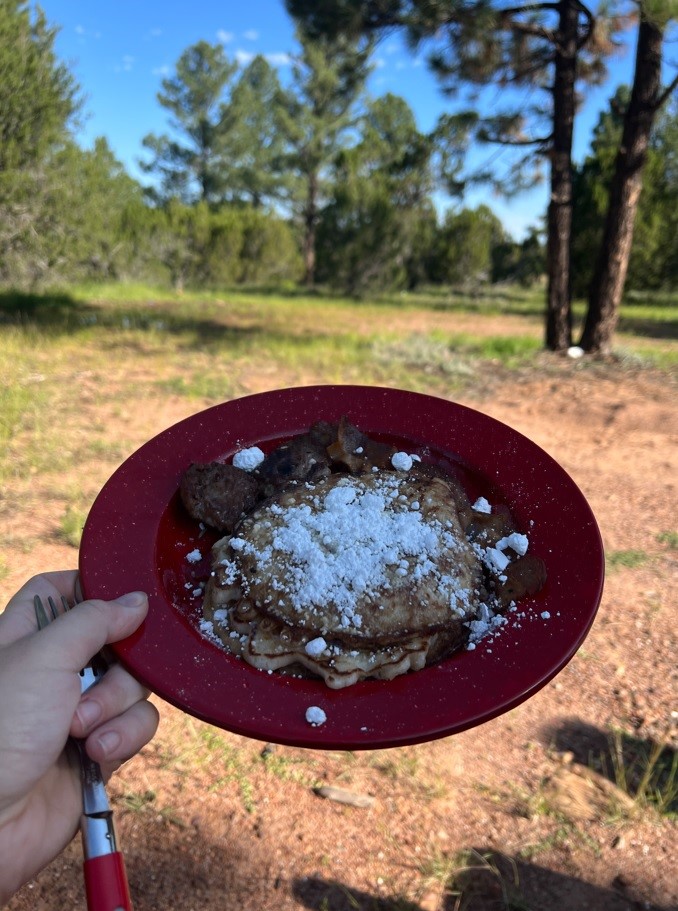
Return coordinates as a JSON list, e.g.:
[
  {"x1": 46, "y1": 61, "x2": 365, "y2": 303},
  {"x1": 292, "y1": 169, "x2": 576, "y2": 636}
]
[{"x1": 202, "y1": 466, "x2": 484, "y2": 687}]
